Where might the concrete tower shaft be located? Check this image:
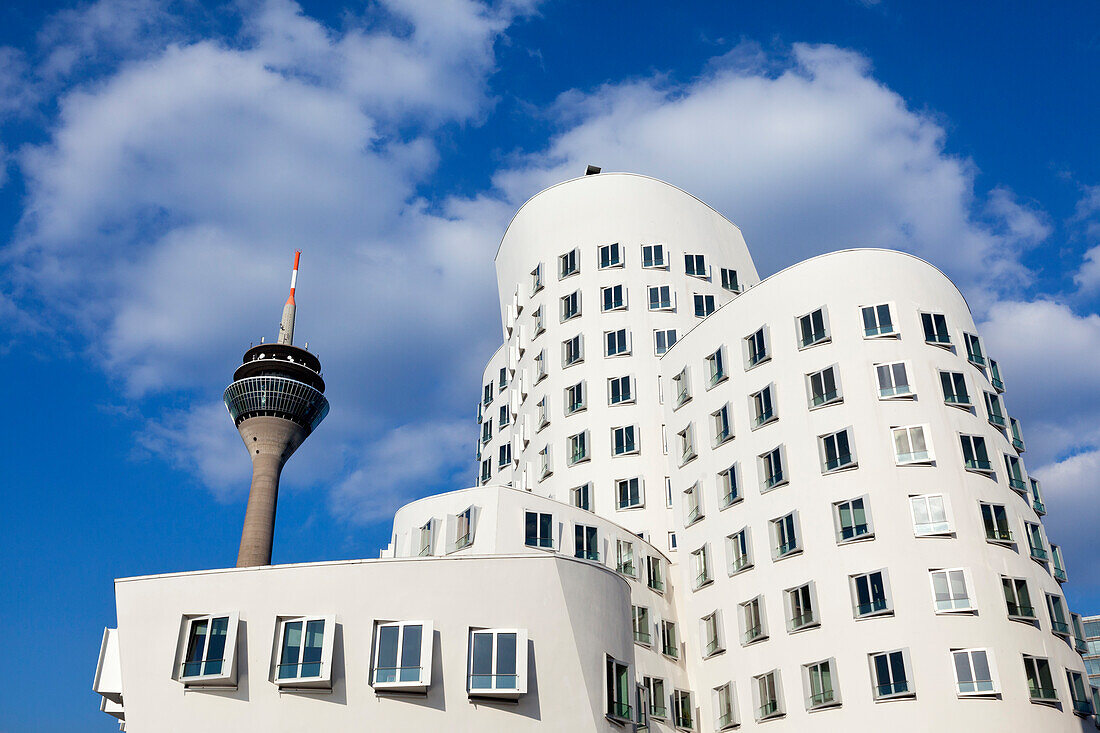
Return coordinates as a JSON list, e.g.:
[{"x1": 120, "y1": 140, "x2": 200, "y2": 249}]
[{"x1": 224, "y1": 252, "x2": 328, "y2": 567}]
